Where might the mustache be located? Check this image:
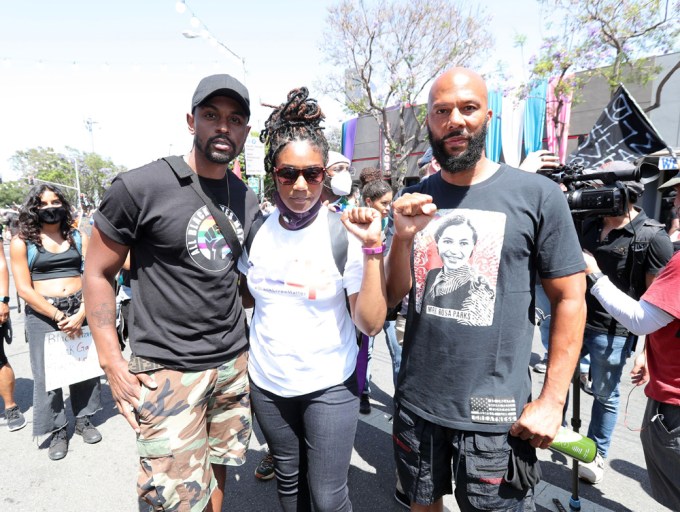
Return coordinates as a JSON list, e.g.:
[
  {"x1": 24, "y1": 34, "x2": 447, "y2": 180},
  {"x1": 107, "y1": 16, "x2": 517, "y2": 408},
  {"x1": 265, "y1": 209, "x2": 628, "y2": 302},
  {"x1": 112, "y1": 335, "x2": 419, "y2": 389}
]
[{"x1": 442, "y1": 130, "x2": 467, "y2": 140}]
